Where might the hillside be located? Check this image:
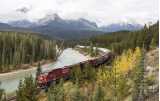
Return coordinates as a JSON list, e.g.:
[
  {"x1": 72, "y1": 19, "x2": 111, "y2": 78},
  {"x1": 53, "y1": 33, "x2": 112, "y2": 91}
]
[
  {"x1": 89, "y1": 22, "x2": 159, "y2": 54},
  {"x1": 31, "y1": 47, "x2": 159, "y2": 101}
]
